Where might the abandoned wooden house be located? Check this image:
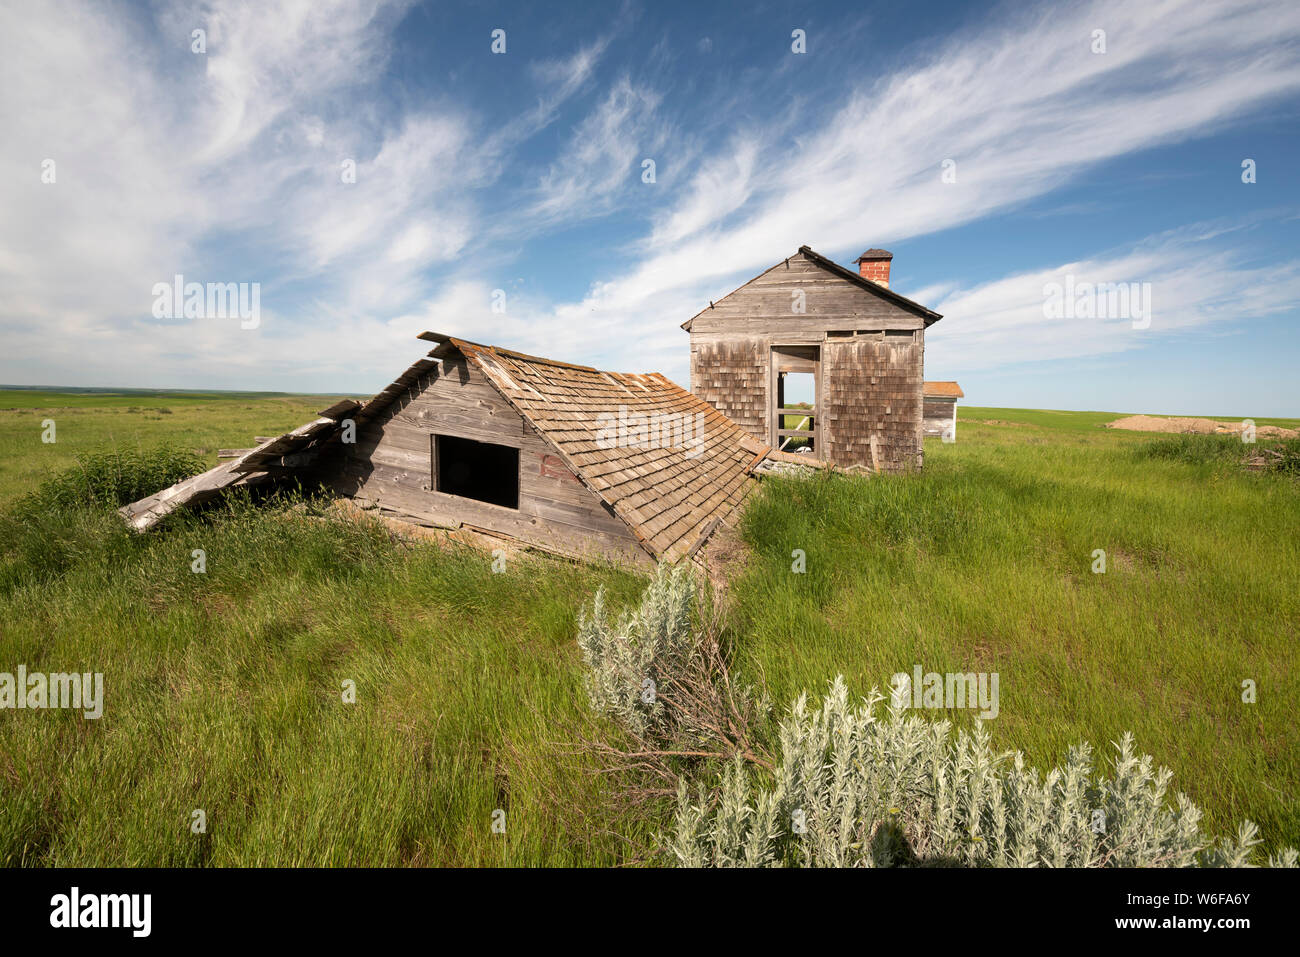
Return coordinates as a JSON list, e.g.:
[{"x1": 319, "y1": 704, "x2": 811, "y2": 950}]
[
  {"x1": 682, "y1": 246, "x2": 943, "y2": 472},
  {"x1": 121, "y1": 246, "x2": 949, "y2": 563},
  {"x1": 121, "y1": 332, "x2": 820, "y2": 566},
  {"x1": 922, "y1": 381, "x2": 964, "y2": 441}
]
